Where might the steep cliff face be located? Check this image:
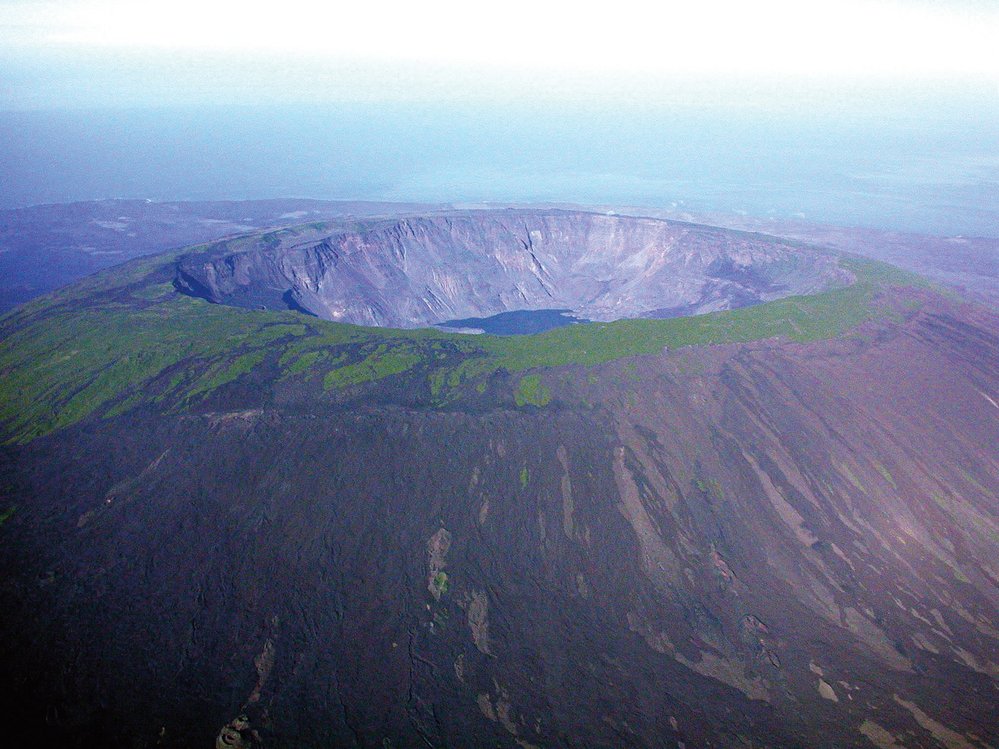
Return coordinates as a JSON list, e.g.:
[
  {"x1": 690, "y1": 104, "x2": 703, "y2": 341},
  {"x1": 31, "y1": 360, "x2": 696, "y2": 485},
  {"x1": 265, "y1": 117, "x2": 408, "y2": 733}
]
[{"x1": 175, "y1": 210, "x2": 848, "y2": 326}]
